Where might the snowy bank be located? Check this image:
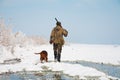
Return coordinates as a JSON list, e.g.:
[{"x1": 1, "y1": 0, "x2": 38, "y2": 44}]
[{"x1": 62, "y1": 44, "x2": 120, "y2": 65}]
